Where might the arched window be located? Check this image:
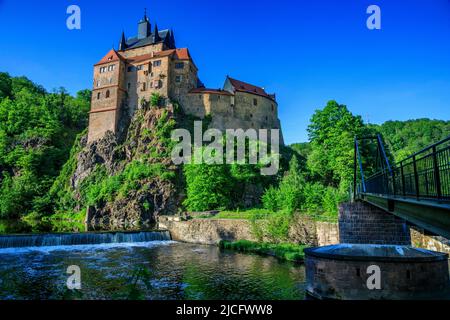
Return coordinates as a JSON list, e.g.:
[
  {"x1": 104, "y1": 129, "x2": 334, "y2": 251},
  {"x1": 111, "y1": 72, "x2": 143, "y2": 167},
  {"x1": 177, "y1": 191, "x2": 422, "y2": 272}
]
[
  {"x1": 97, "y1": 92, "x2": 101, "y2": 99},
  {"x1": 106, "y1": 90, "x2": 110, "y2": 98}
]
